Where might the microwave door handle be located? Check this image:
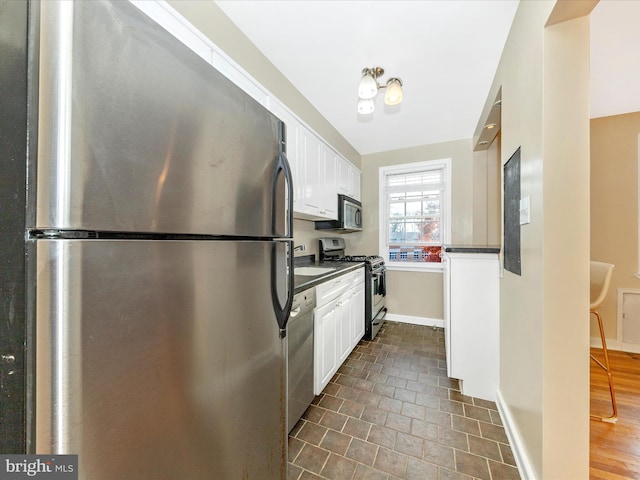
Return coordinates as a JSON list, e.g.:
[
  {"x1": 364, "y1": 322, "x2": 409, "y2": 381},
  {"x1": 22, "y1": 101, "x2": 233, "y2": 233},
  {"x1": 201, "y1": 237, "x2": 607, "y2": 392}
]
[{"x1": 355, "y1": 209, "x2": 362, "y2": 227}]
